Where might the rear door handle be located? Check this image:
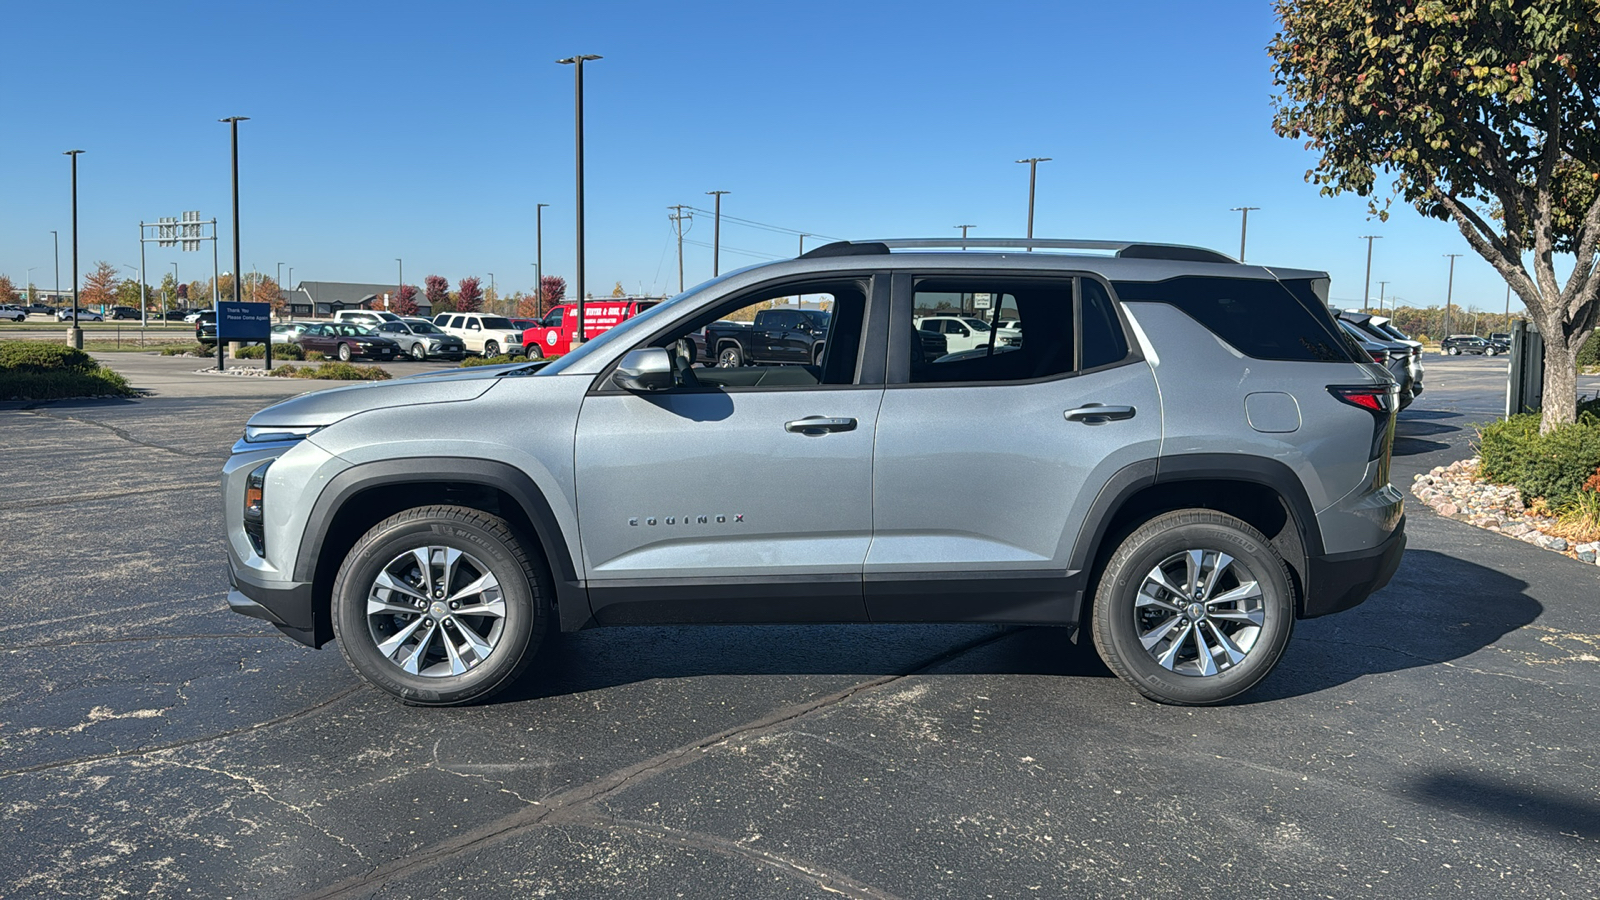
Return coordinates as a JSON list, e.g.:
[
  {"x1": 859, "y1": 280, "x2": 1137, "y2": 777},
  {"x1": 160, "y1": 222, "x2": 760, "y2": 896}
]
[
  {"x1": 1065, "y1": 404, "x2": 1136, "y2": 424},
  {"x1": 785, "y1": 416, "x2": 858, "y2": 435}
]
